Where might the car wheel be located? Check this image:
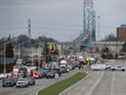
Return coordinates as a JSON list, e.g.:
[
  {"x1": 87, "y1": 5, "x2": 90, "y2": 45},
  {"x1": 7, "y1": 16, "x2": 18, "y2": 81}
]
[
  {"x1": 111, "y1": 69, "x2": 115, "y2": 71},
  {"x1": 33, "y1": 81, "x2": 35, "y2": 85},
  {"x1": 122, "y1": 69, "x2": 125, "y2": 71},
  {"x1": 27, "y1": 84, "x2": 29, "y2": 87}
]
